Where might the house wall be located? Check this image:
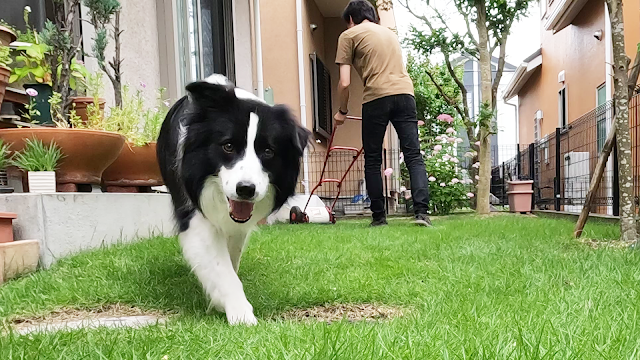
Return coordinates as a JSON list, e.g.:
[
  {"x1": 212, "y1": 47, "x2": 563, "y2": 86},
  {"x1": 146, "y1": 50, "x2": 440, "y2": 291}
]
[
  {"x1": 518, "y1": 0, "x2": 606, "y2": 144},
  {"x1": 81, "y1": 0, "x2": 163, "y2": 107}
]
